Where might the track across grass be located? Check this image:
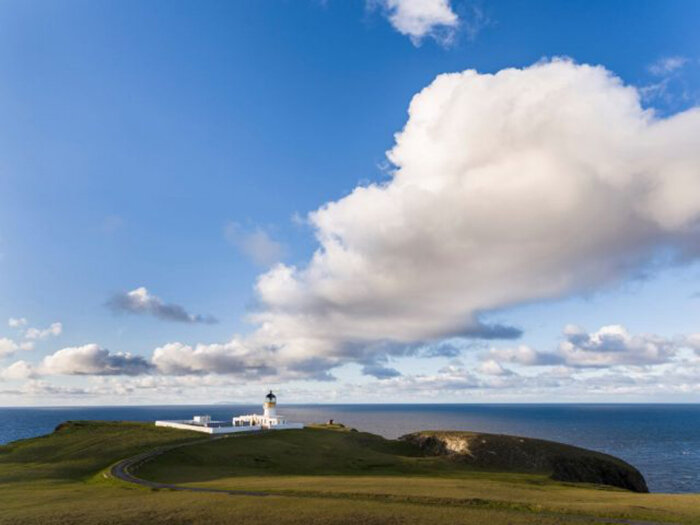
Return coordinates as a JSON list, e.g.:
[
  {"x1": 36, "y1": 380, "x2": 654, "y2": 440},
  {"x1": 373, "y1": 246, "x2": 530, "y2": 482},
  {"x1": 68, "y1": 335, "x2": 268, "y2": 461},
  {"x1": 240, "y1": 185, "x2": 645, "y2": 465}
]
[{"x1": 110, "y1": 433, "x2": 271, "y2": 496}]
